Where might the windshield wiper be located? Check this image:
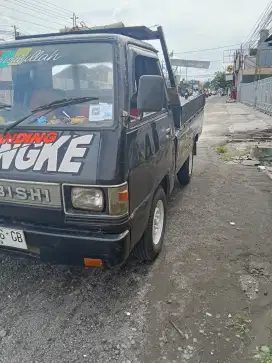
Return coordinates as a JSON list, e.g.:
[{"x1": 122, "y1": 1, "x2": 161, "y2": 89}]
[{"x1": 2, "y1": 96, "x2": 99, "y2": 135}]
